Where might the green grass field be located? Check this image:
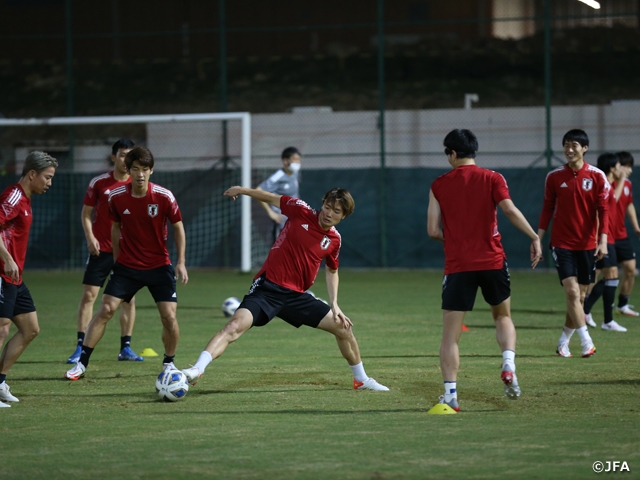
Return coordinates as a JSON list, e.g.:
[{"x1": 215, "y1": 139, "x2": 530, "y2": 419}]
[{"x1": 2, "y1": 269, "x2": 639, "y2": 479}]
